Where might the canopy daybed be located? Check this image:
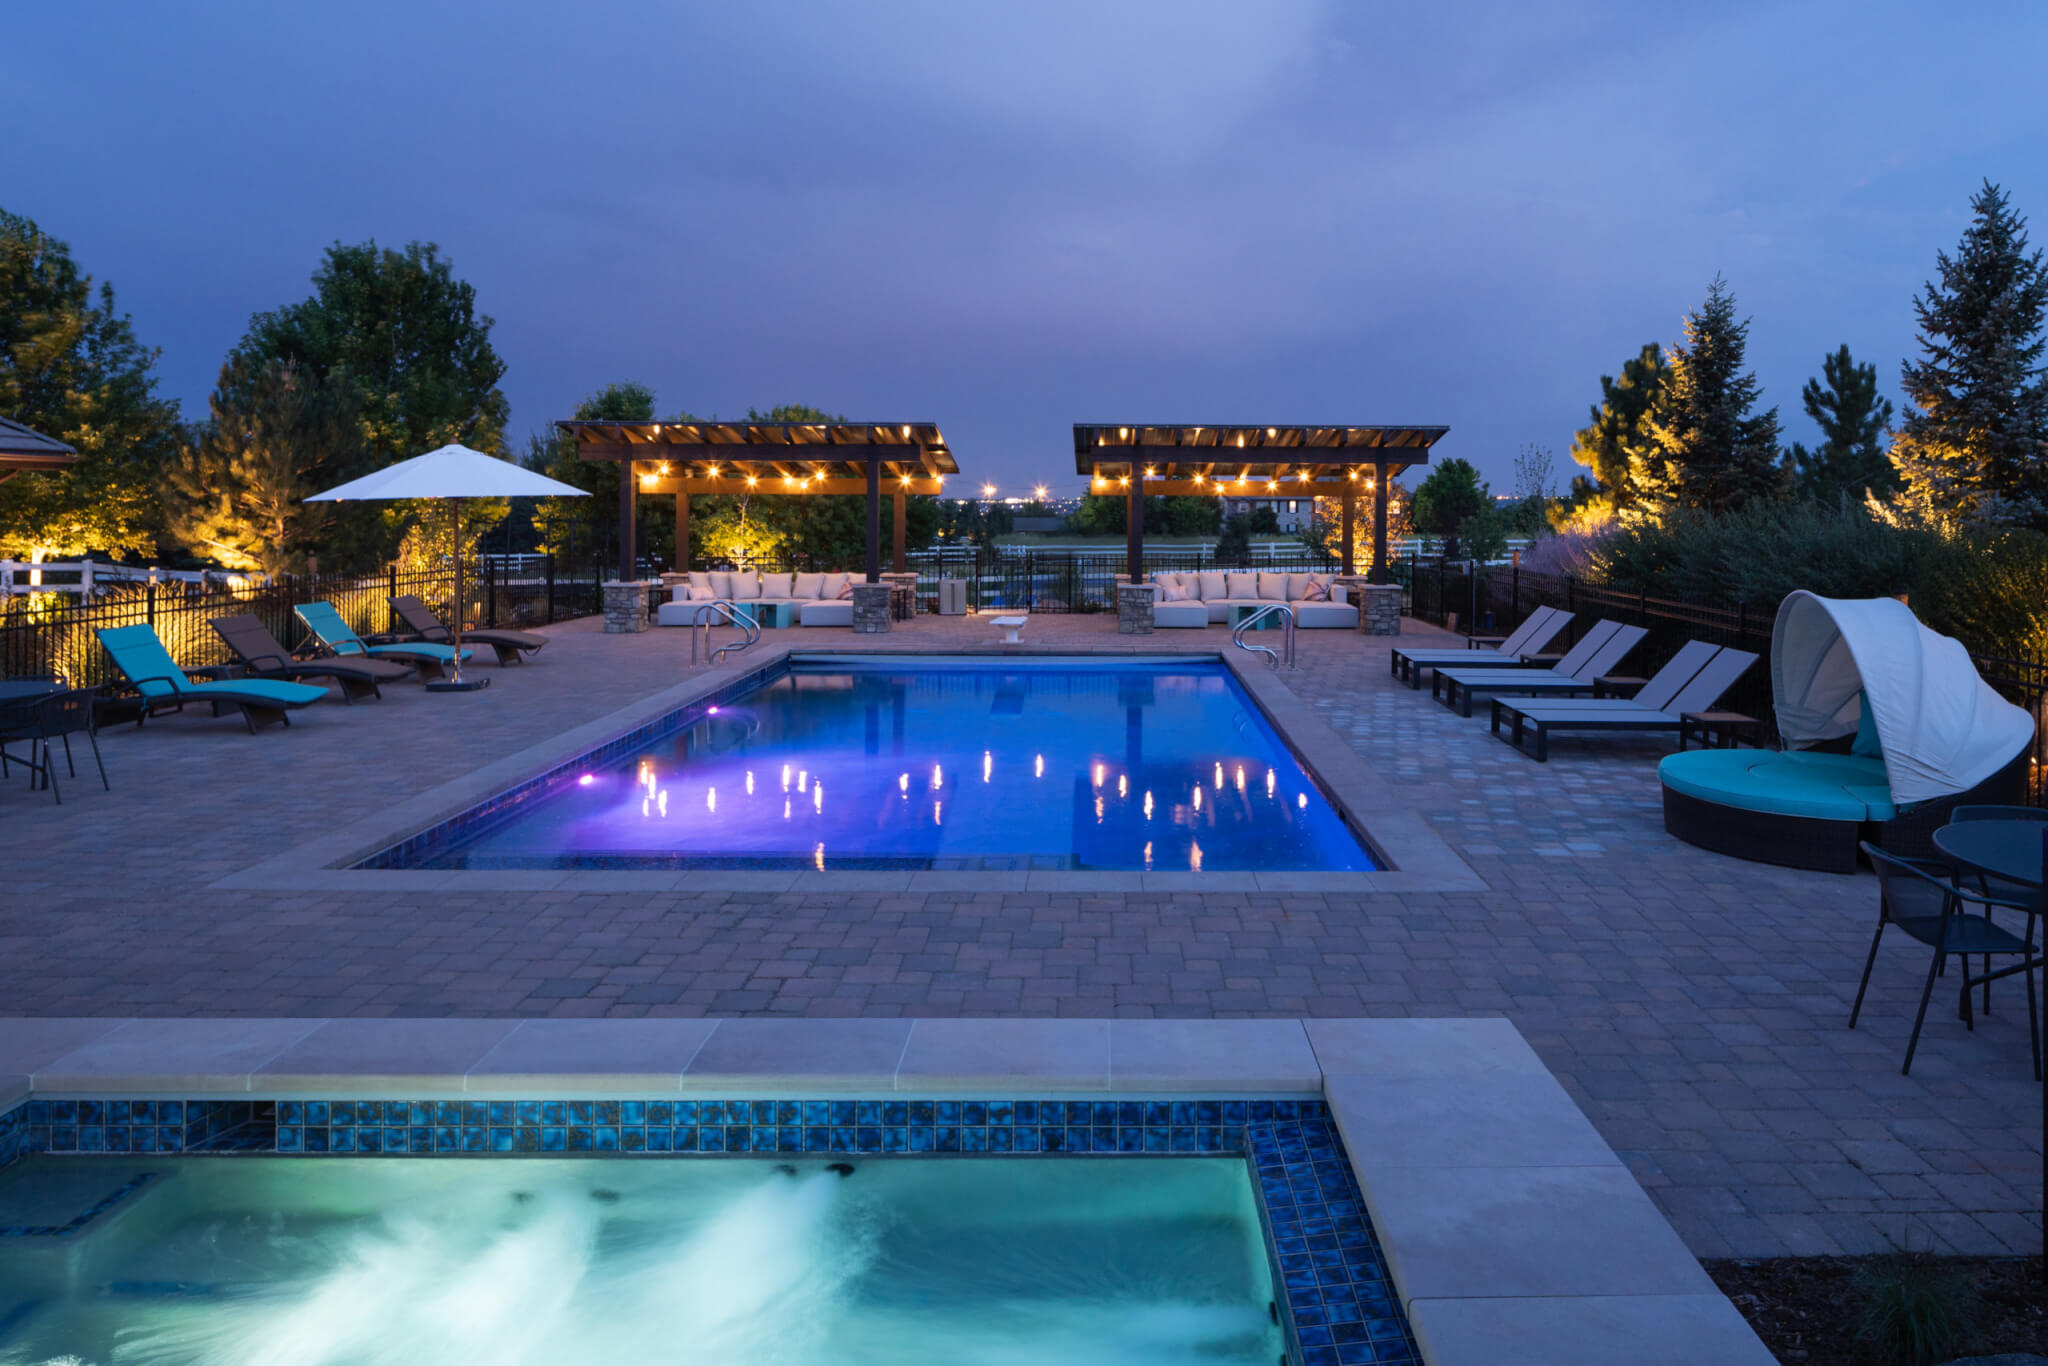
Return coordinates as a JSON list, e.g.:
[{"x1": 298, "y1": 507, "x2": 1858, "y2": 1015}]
[{"x1": 1659, "y1": 592, "x2": 2035, "y2": 872}]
